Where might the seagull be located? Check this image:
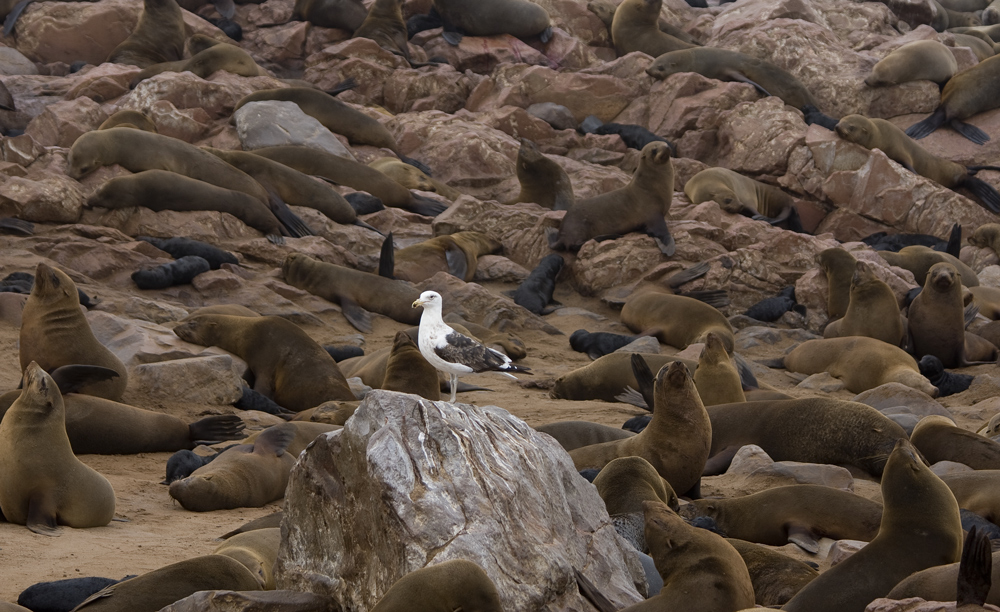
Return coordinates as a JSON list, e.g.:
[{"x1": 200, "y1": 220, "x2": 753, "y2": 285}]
[{"x1": 412, "y1": 290, "x2": 531, "y2": 402}]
